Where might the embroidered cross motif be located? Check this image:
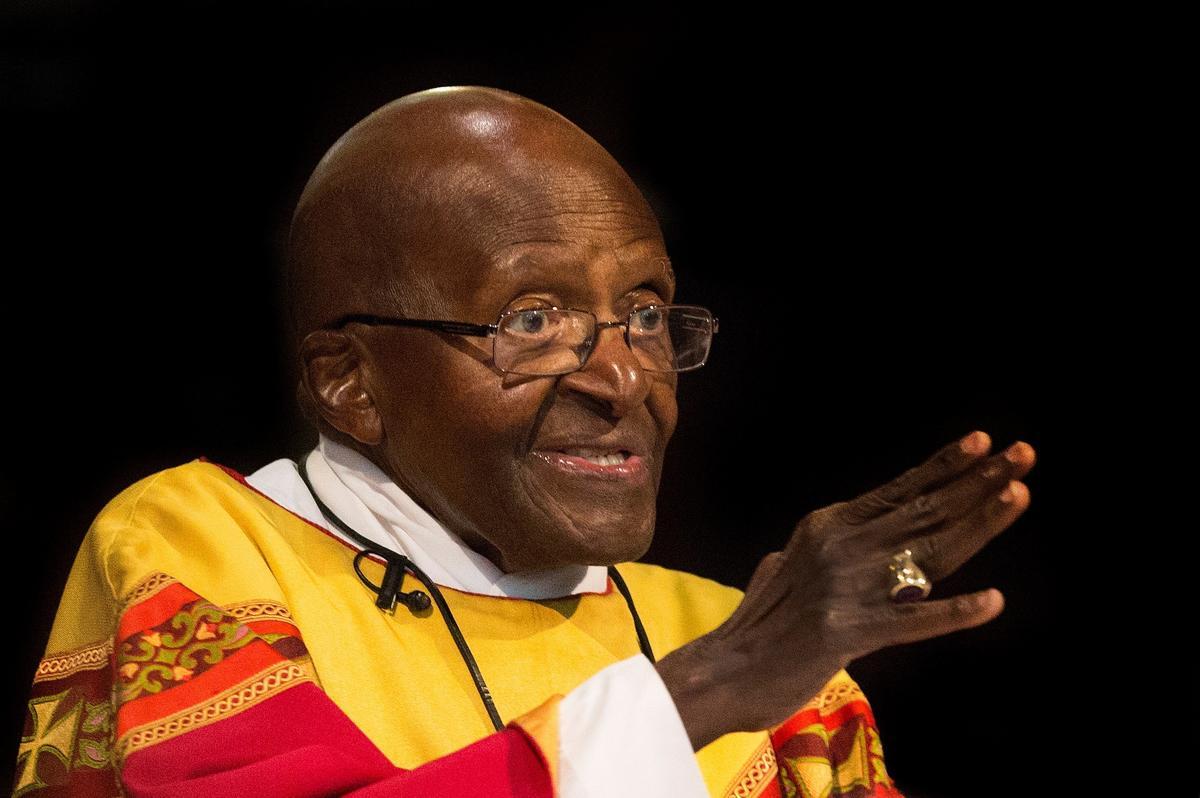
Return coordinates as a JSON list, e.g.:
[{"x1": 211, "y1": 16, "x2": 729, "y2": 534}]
[{"x1": 15, "y1": 688, "x2": 83, "y2": 796}]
